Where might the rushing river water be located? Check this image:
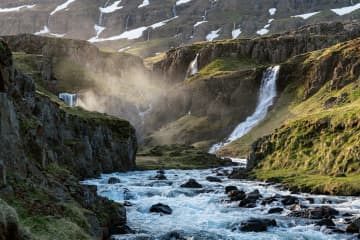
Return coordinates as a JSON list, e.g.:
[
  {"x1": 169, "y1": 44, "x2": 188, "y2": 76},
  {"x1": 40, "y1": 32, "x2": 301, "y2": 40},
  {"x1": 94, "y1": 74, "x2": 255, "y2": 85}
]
[{"x1": 82, "y1": 166, "x2": 360, "y2": 240}]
